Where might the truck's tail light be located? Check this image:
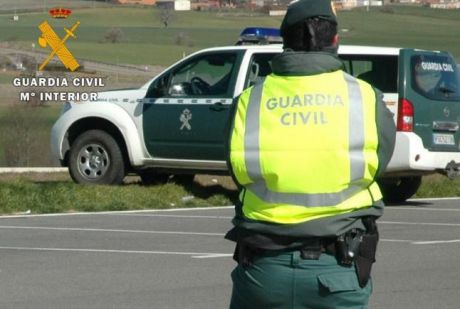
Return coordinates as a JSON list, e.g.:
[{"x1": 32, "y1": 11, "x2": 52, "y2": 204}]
[{"x1": 397, "y1": 98, "x2": 414, "y2": 132}]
